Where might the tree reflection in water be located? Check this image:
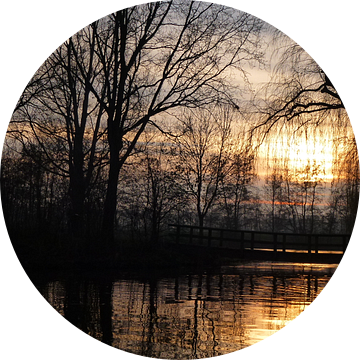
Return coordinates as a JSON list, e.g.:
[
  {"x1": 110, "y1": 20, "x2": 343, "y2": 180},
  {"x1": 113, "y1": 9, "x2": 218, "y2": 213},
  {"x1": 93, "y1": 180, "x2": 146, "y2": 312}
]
[{"x1": 35, "y1": 262, "x2": 336, "y2": 359}]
